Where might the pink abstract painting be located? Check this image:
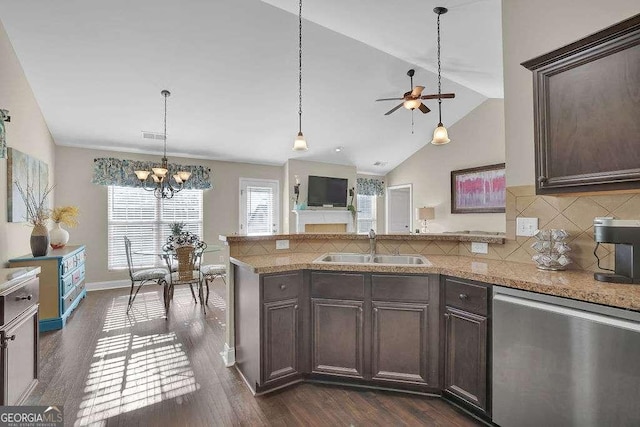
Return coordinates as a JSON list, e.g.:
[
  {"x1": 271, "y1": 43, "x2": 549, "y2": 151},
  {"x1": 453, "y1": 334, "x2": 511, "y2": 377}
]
[{"x1": 451, "y1": 164, "x2": 505, "y2": 213}]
